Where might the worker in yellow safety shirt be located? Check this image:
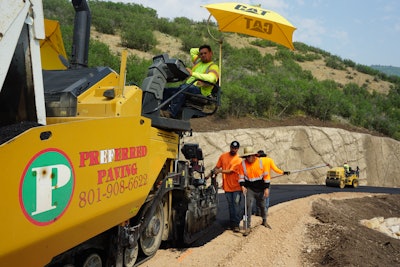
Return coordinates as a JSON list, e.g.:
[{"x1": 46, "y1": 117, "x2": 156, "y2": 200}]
[
  {"x1": 255, "y1": 150, "x2": 290, "y2": 227},
  {"x1": 161, "y1": 44, "x2": 219, "y2": 118}
]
